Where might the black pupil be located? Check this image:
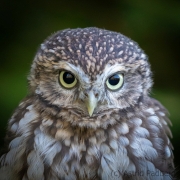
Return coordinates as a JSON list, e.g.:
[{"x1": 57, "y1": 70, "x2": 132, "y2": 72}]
[
  {"x1": 63, "y1": 72, "x2": 75, "y2": 84},
  {"x1": 108, "y1": 74, "x2": 120, "y2": 85}
]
